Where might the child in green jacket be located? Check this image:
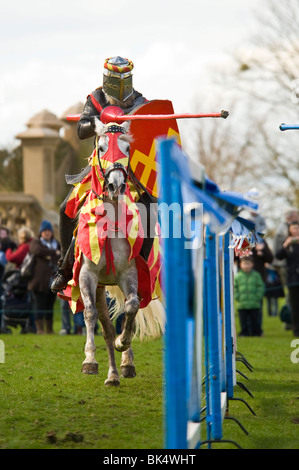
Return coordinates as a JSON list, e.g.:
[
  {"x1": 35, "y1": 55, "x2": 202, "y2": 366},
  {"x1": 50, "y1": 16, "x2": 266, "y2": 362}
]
[{"x1": 234, "y1": 256, "x2": 265, "y2": 336}]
